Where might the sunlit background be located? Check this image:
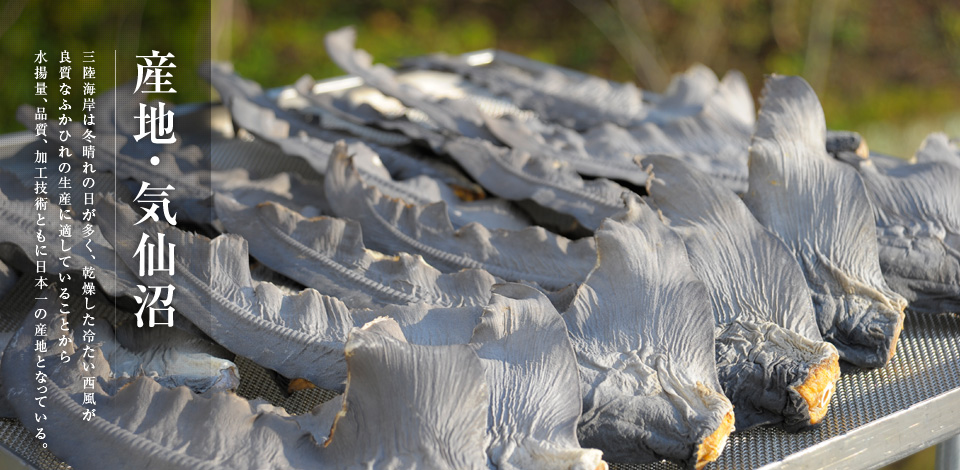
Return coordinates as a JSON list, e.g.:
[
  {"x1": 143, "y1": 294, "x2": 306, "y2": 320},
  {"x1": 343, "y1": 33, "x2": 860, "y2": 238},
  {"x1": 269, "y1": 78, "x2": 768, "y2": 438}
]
[
  {"x1": 1, "y1": 0, "x2": 957, "y2": 157},
  {"x1": 213, "y1": 0, "x2": 960, "y2": 160}
]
